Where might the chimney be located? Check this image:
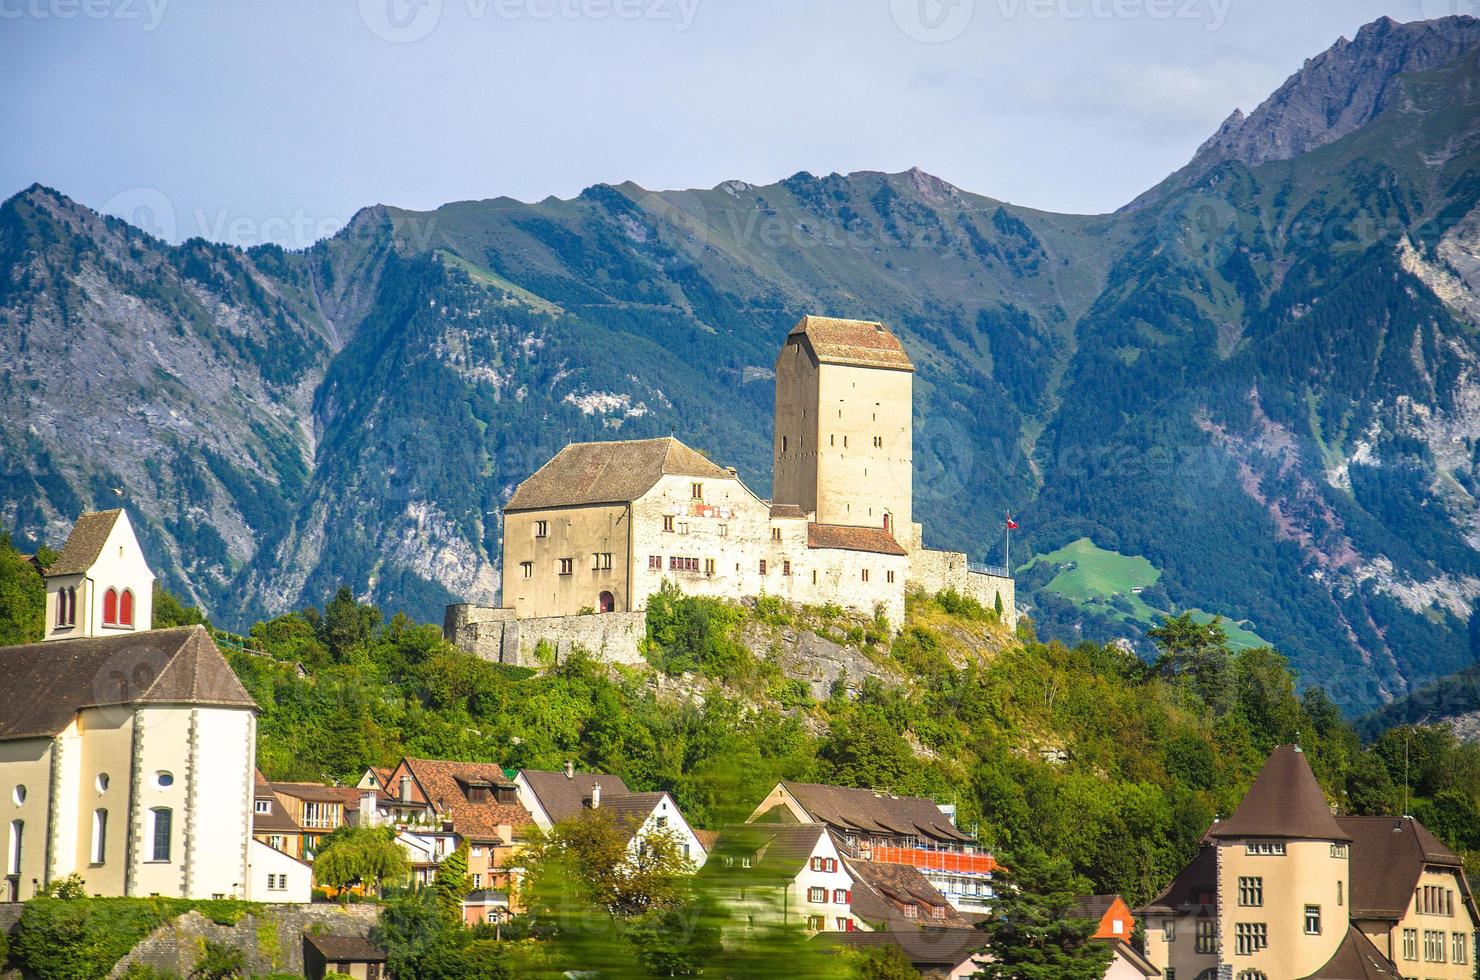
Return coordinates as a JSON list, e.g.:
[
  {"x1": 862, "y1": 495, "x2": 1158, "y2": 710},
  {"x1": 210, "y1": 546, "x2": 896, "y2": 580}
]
[
  {"x1": 564, "y1": 761, "x2": 574, "y2": 779},
  {"x1": 591, "y1": 782, "x2": 601, "y2": 809},
  {"x1": 400, "y1": 775, "x2": 413, "y2": 802}
]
